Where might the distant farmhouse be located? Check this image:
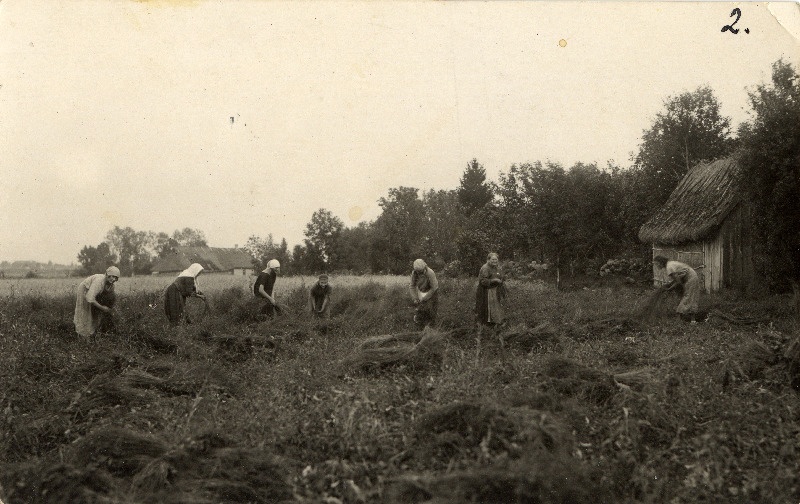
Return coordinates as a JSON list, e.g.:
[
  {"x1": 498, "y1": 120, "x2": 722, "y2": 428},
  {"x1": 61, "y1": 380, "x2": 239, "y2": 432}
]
[
  {"x1": 638, "y1": 155, "x2": 755, "y2": 292},
  {"x1": 151, "y1": 246, "x2": 255, "y2": 276}
]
